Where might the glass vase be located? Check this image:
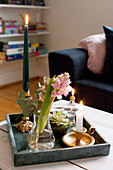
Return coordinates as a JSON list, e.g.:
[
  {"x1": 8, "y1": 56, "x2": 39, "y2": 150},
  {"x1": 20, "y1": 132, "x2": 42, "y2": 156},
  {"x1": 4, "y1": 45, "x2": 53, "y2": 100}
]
[{"x1": 27, "y1": 113, "x2": 55, "y2": 151}]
